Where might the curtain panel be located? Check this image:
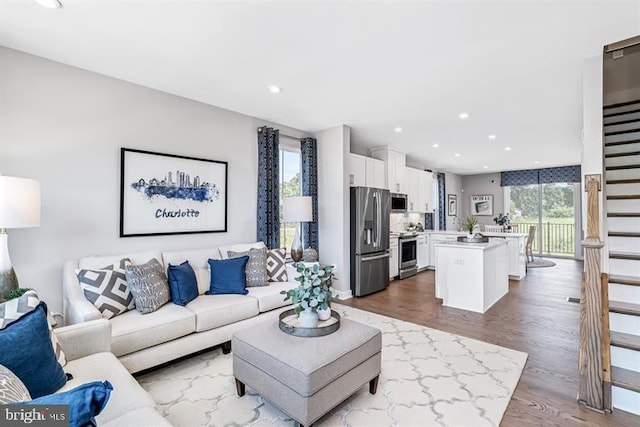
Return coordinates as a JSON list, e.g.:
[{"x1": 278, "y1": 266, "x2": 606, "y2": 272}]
[
  {"x1": 300, "y1": 137, "x2": 319, "y2": 252},
  {"x1": 437, "y1": 173, "x2": 446, "y2": 230},
  {"x1": 501, "y1": 165, "x2": 581, "y2": 186},
  {"x1": 256, "y1": 127, "x2": 280, "y2": 249}
]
